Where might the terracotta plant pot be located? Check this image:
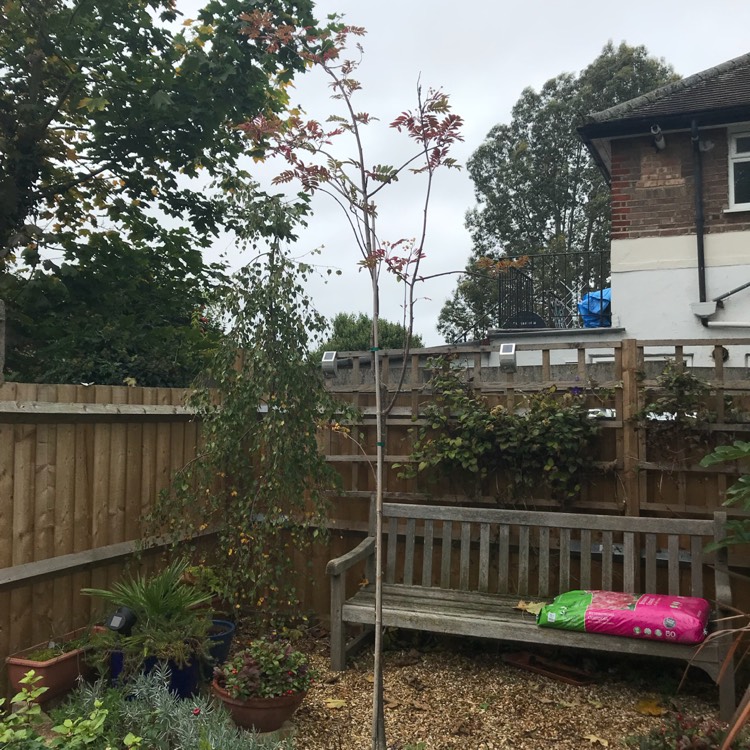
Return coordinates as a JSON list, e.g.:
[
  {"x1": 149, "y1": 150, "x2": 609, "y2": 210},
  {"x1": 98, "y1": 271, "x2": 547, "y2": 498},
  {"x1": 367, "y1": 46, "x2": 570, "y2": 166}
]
[
  {"x1": 211, "y1": 679, "x2": 306, "y2": 732},
  {"x1": 5, "y1": 627, "x2": 94, "y2": 702}
]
